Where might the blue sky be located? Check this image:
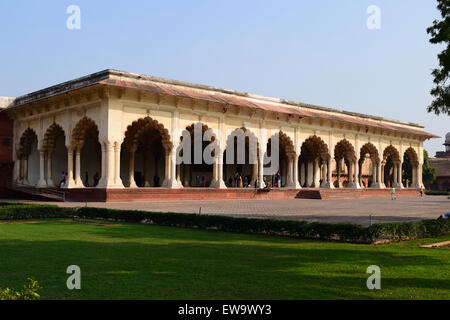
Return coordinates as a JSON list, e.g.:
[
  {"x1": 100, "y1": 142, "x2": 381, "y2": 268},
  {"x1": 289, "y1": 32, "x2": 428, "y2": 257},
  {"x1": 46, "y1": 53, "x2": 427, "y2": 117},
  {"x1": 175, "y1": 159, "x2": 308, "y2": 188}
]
[{"x1": 0, "y1": 0, "x2": 447, "y2": 155}]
